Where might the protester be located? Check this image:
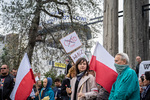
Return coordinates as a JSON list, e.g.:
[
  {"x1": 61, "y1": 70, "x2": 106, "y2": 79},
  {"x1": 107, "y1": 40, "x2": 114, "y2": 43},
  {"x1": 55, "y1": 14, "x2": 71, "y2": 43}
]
[
  {"x1": 139, "y1": 75, "x2": 145, "y2": 99},
  {"x1": 53, "y1": 78, "x2": 62, "y2": 100},
  {"x1": 34, "y1": 80, "x2": 43, "y2": 100},
  {"x1": 11, "y1": 68, "x2": 17, "y2": 77},
  {"x1": 141, "y1": 71, "x2": 150, "y2": 100},
  {"x1": 65, "y1": 59, "x2": 72, "y2": 75},
  {"x1": 11, "y1": 68, "x2": 17, "y2": 82},
  {"x1": 61, "y1": 66, "x2": 76, "y2": 100},
  {"x1": 0, "y1": 65, "x2": 14, "y2": 99},
  {"x1": 96, "y1": 86, "x2": 109, "y2": 100},
  {"x1": 109, "y1": 53, "x2": 140, "y2": 100},
  {"x1": 66, "y1": 57, "x2": 98, "y2": 100},
  {"x1": 88, "y1": 70, "x2": 95, "y2": 77},
  {"x1": 40, "y1": 77, "x2": 55, "y2": 100},
  {"x1": 10, "y1": 69, "x2": 15, "y2": 78},
  {"x1": 135, "y1": 56, "x2": 142, "y2": 77},
  {"x1": 27, "y1": 85, "x2": 36, "y2": 100},
  {"x1": 0, "y1": 64, "x2": 14, "y2": 100}
]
